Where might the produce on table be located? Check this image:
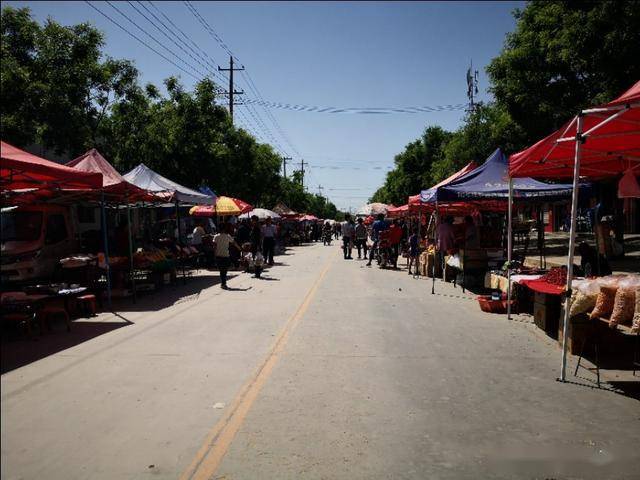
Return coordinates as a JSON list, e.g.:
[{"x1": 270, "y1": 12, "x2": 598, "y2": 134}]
[{"x1": 539, "y1": 266, "x2": 568, "y2": 286}]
